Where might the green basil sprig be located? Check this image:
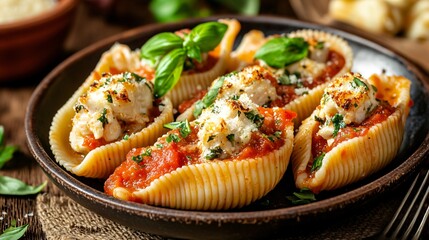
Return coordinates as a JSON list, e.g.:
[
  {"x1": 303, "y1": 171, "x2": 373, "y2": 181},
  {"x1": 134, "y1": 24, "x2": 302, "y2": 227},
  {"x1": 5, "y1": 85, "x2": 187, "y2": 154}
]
[
  {"x1": 140, "y1": 22, "x2": 228, "y2": 98},
  {"x1": 0, "y1": 126, "x2": 17, "y2": 169},
  {"x1": 254, "y1": 37, "x2": 309, "y2": 68},
  {"x1": 0, "y1": 220, "x2": 28, "y2": 240},
  {"x1": 0, "y1": 176, "x2": 47, "y2": 196}
]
